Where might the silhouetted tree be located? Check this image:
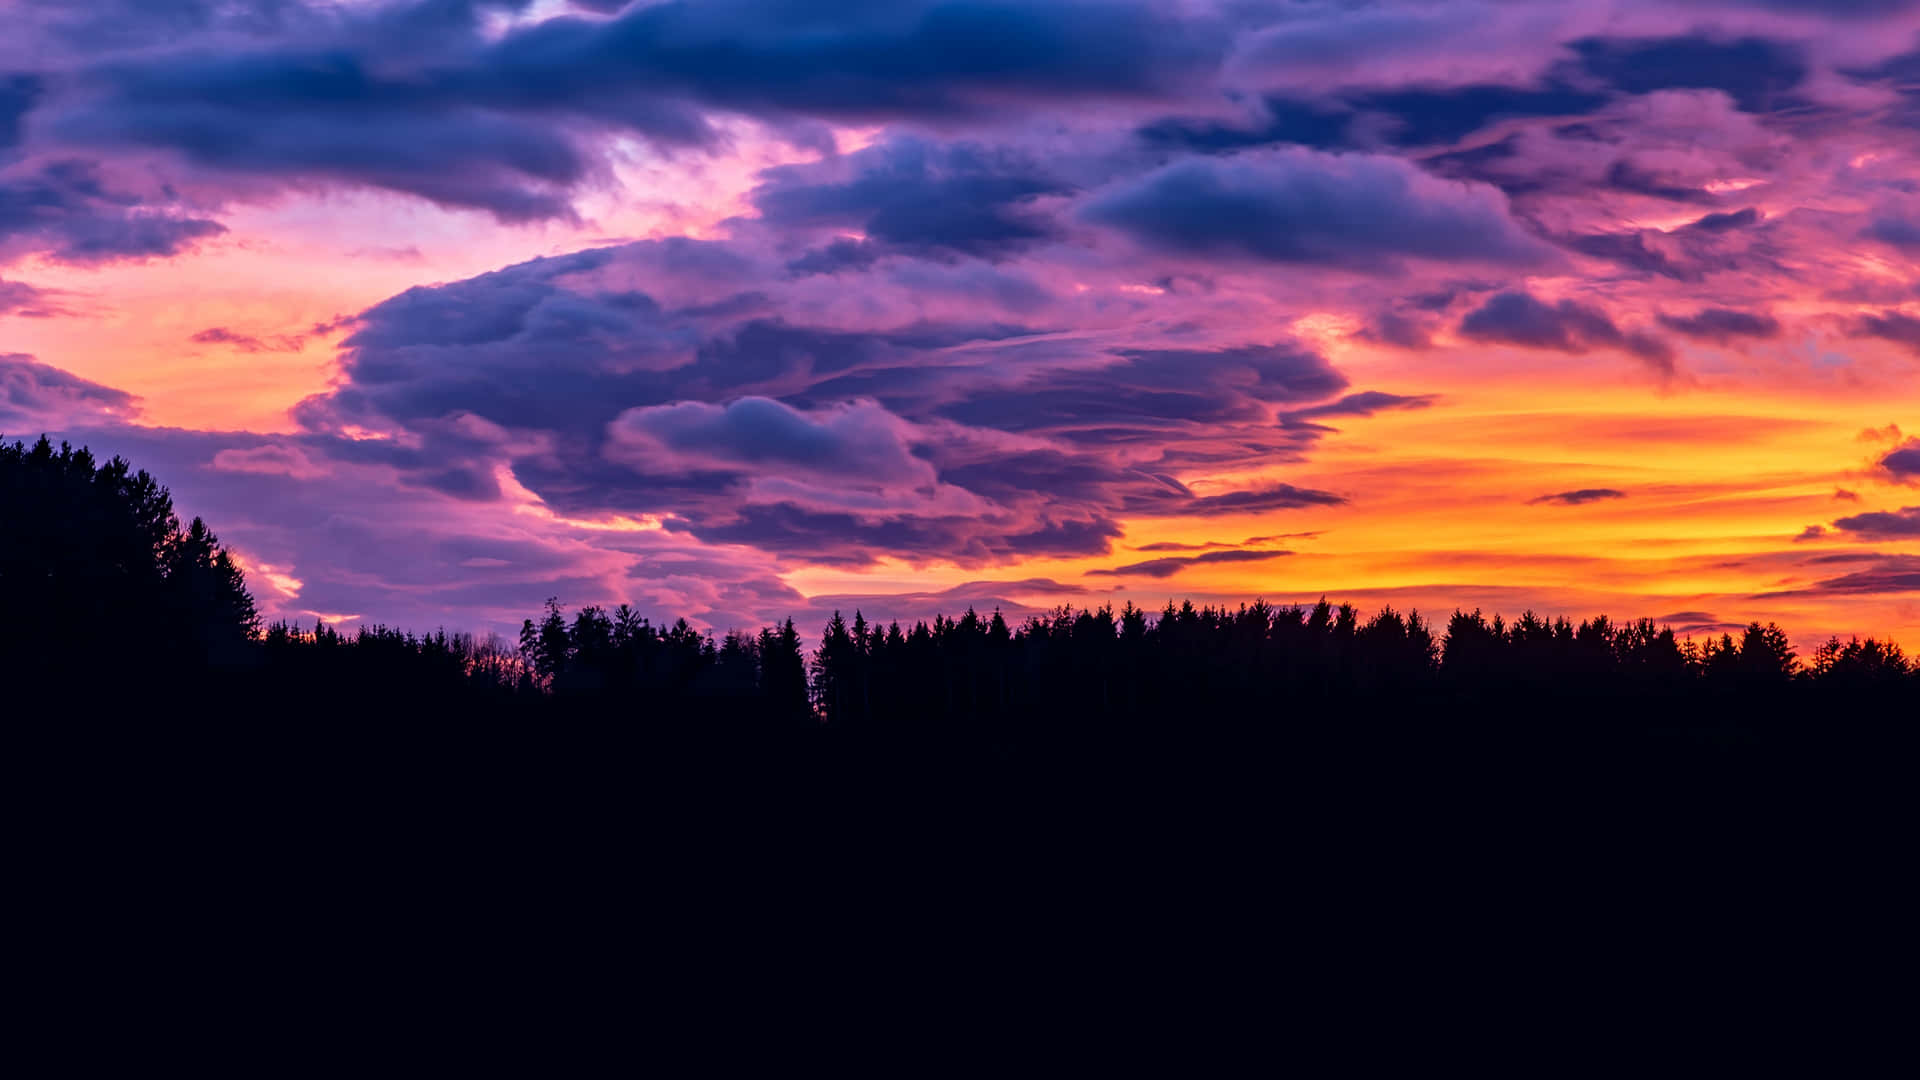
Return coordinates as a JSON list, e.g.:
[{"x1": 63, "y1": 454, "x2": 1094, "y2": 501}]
[
  {"x1": 757, "y1": 618, "x2": 810, "y2": 724},
  {"x1": 1810, "y1": 636, "x2": 1910, "y2": 688},
  {"x1": 1737, "y1": 622, "x2": 1798, "y2": 684},
  {"x1": 2, "y1": 436, "x2": 259, "y2": 679}
]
